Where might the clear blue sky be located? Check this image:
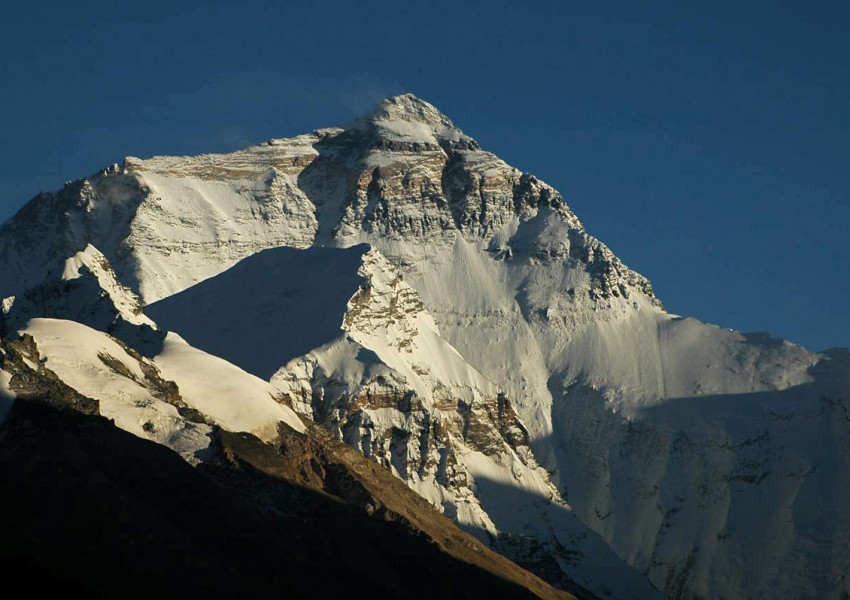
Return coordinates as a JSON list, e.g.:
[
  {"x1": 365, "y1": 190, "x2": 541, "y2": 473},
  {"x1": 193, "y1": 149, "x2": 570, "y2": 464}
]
[{"x1": 1, "y1": 0, "x2": 848, "y2": 350}]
